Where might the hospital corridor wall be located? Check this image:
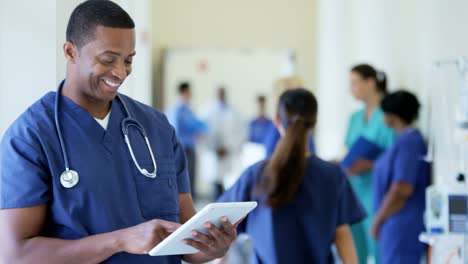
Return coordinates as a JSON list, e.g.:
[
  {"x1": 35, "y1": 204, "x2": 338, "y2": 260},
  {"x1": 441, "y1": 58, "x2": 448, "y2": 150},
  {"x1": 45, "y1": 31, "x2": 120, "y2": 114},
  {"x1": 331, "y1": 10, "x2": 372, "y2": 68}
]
[
  {"x1": 0, "y1": 0, "x2": 57, "y2": 138},
  {"x1": 150, "y1": 0, "x2": 318, "y2": 110}
]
